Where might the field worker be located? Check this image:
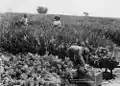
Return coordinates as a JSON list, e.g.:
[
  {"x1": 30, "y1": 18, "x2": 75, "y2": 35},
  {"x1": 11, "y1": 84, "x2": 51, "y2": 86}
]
[
  {"x1": 20, "y1": 14, "x2": 28, "y2": 26},
  {"x1": 53, "y1": 16, "x2": 62, "y2": 28},
  {"x1": 66, "y1": 42, "x2": 89, "y2": 72}
]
